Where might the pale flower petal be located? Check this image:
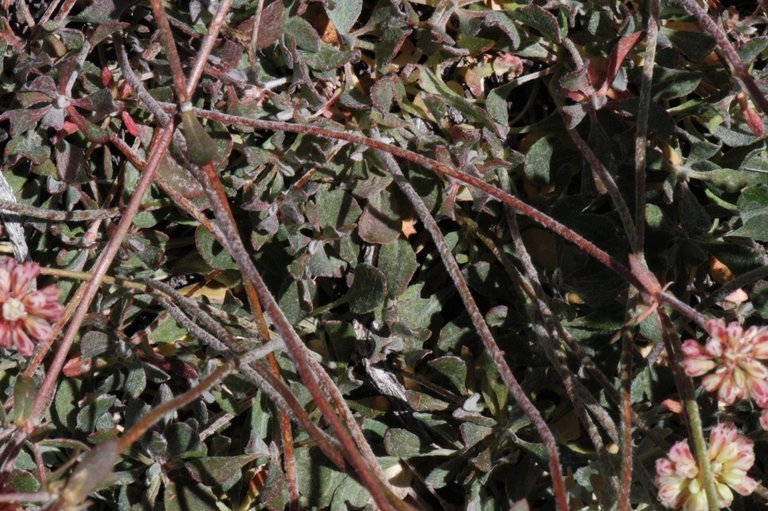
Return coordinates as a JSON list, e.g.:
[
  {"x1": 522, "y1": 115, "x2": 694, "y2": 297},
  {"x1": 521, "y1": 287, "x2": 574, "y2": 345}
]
[
  {"x1": 684, "y1": 320, "x2": 768, "y2": 409},
  {"x1": 656, "y1": 423, "x2": 755, "y2": 509},
  {"x1": 0, "y1": 258, "x2": 64, "y2": 356}
]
